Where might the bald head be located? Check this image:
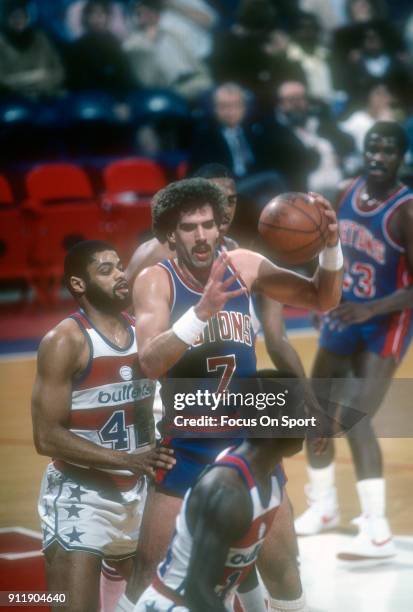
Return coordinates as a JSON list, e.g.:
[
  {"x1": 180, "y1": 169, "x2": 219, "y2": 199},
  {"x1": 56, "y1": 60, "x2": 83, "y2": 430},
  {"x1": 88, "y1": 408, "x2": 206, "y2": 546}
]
[{"x1": 213, "y1": 83, "x2": 247, "y2": 128}]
